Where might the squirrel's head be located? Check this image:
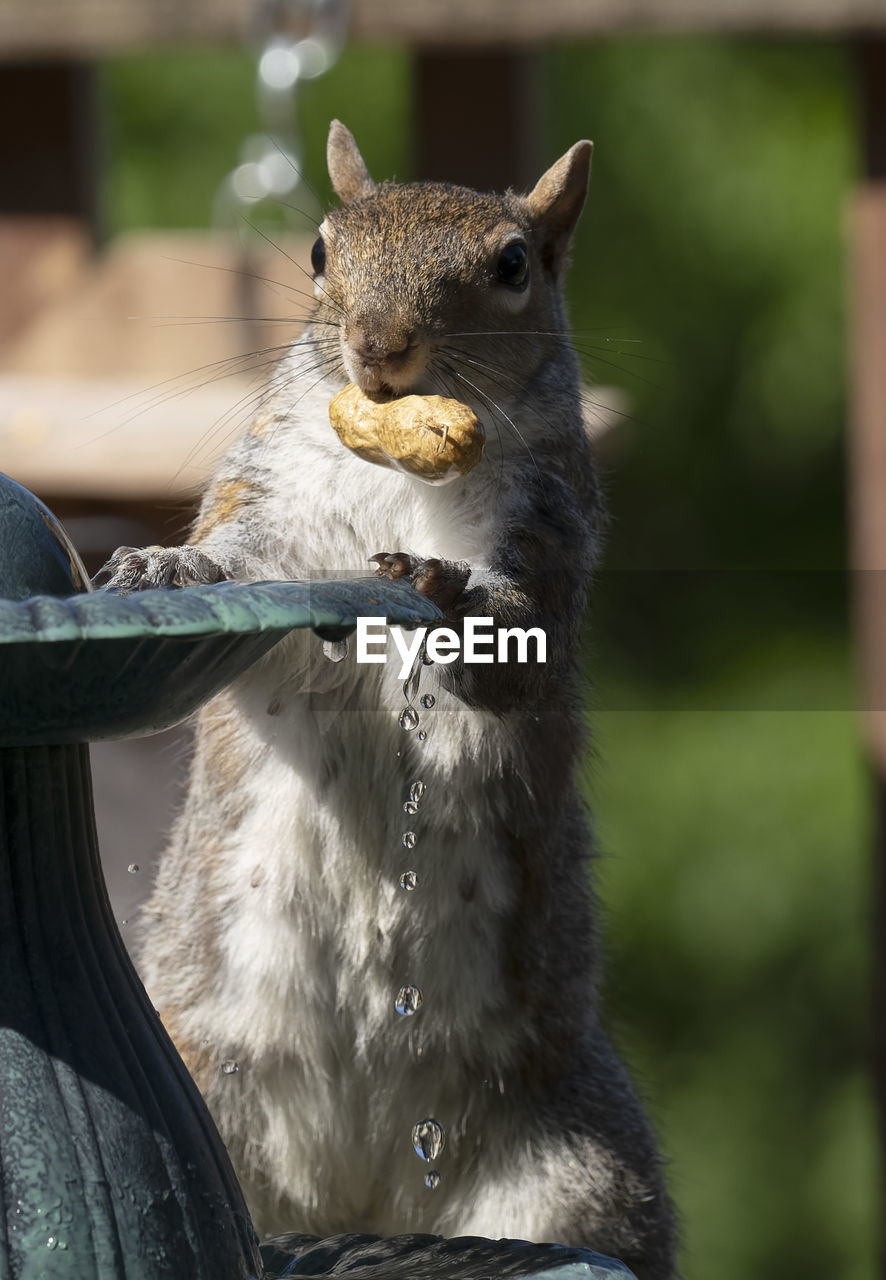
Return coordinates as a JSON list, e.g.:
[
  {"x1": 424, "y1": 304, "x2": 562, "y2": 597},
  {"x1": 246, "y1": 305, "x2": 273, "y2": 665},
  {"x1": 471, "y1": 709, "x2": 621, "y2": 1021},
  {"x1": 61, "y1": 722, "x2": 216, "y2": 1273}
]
[{"x1": 311, "y1": 120, "x2": 592, "y2": 399}]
